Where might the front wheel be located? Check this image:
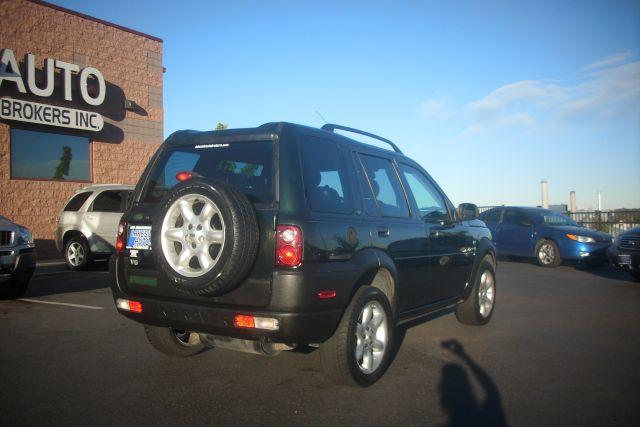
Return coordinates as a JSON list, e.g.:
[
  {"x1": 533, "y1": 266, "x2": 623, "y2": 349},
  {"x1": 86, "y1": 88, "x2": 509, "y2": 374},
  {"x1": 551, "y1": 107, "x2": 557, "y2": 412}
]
[
  {"x1": 0, "y1": 277, "x2": 30, "y2": 299},
  {"x1": 320, "y1": 286, "x2": 395, "y2": 387},
  {"x1": 456, "y1": 256, "x2": 496, "y2": 326},
  {"x1": 144, "y1": 325, "x2": 205, "y2": 357},
  {"x1": 536, "y1": 239, "x2": 561, "y2": 268}
]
